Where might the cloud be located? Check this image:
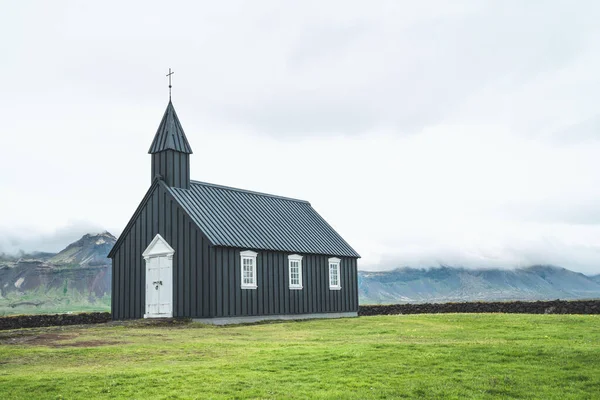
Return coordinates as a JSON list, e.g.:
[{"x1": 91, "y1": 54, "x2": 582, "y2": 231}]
[
  {"x1": 207, "y1": 1, "x2": 600, "y2": 137},
  {"x1": 365, "y1": 221, "x2": 600, "y2": 276},
  {"x1": 0, "y1": 221, "x2": 106, "y2": 255},
  {"x1": 1, "y1": 1, "x2": 600, "y2": 275}
]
